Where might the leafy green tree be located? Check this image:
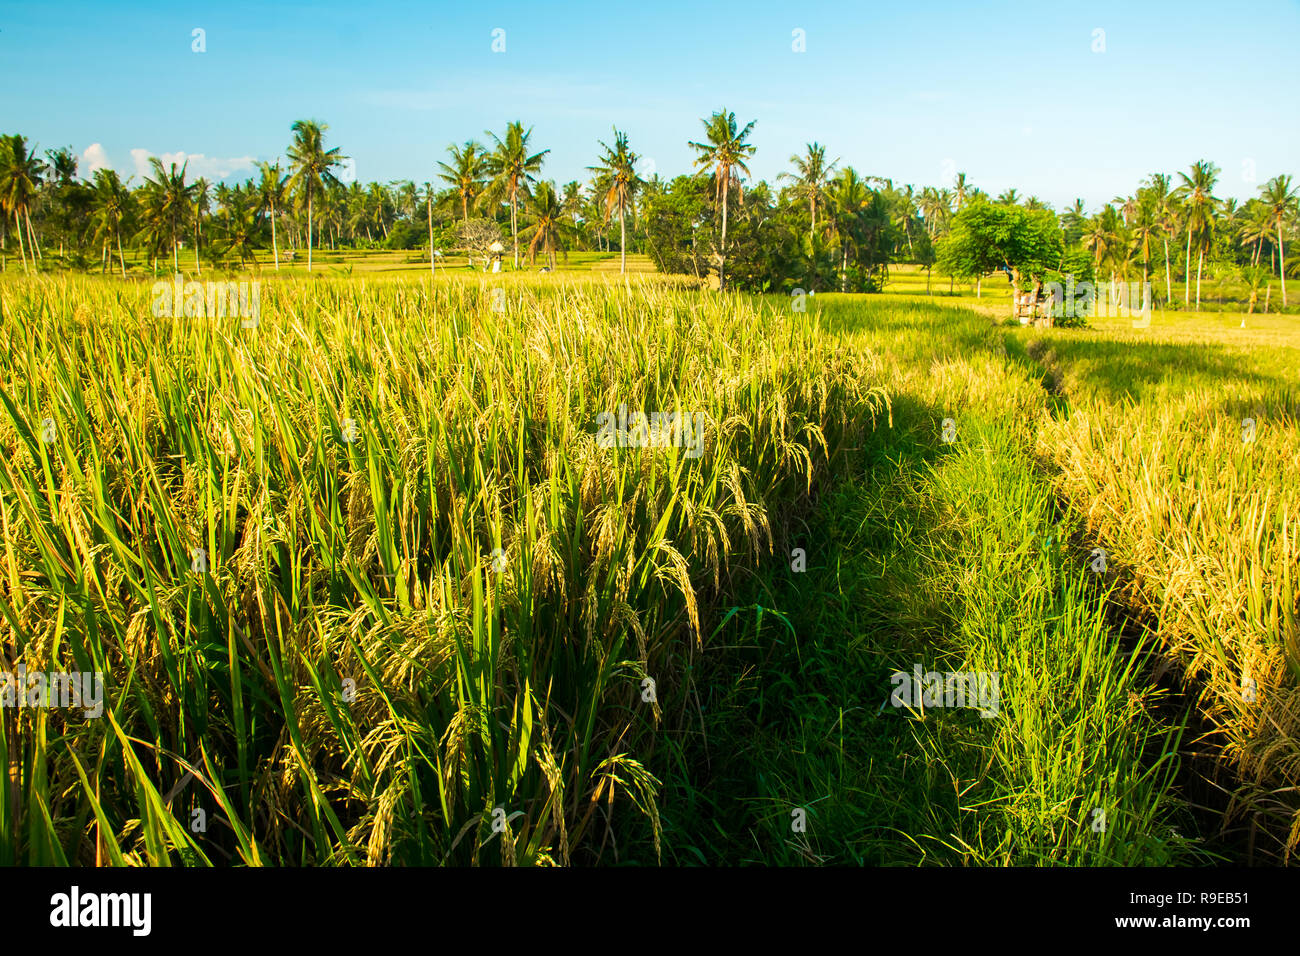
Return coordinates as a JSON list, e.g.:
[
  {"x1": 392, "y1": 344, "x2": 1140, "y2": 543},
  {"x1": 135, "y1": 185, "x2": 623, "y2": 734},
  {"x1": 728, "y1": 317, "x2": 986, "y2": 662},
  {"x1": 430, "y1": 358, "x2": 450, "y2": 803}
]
[
  {"x1": 937, "y1": 198, "x2": 1063, "y2": 303},
  {"x1": 641, "y1": 174, "x2": 711, "y2": 278}
]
